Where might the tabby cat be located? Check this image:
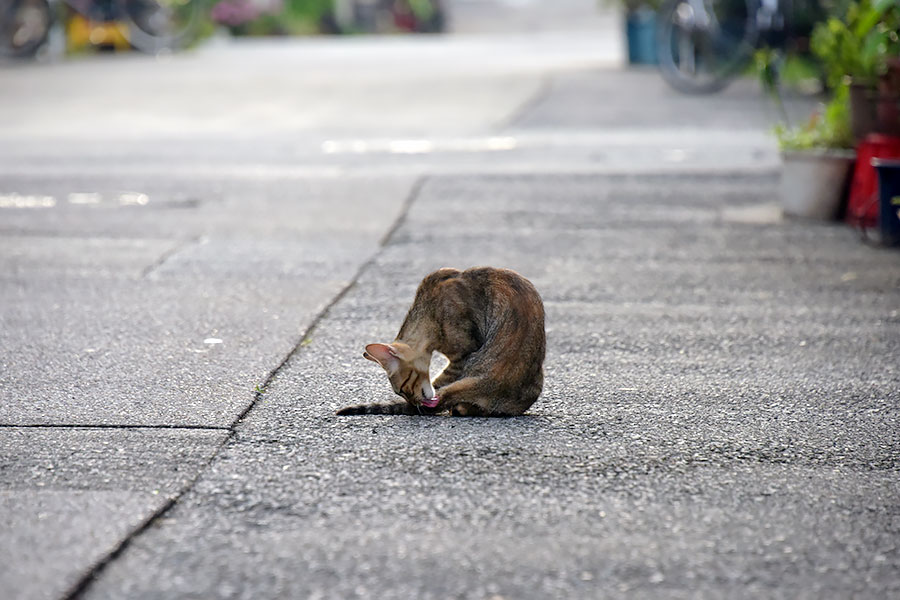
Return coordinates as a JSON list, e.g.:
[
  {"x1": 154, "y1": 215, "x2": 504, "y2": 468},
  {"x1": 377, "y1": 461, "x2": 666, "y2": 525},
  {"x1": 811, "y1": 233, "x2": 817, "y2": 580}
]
[{"x1": 337, "y1": 267, "x2": 545, "y2": 417}]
